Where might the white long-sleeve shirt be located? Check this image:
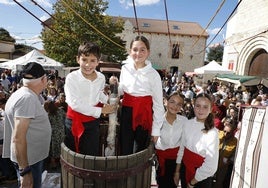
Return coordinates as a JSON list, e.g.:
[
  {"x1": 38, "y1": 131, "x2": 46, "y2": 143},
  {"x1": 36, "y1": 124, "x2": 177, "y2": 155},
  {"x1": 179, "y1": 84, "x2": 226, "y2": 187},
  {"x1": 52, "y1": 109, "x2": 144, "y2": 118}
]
[
  {"x1": 176, "y1": 118, "x2": 219, "y2": 182},
  {"x1": 118, "y1": 58, "x2": 165, "y2": 136},
  {"x1": 155, "y1": 114, "x2": 187, "y2": 150},
  {"x1": 64, "y1": 69, "x2": 108, "y2": 118}
]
